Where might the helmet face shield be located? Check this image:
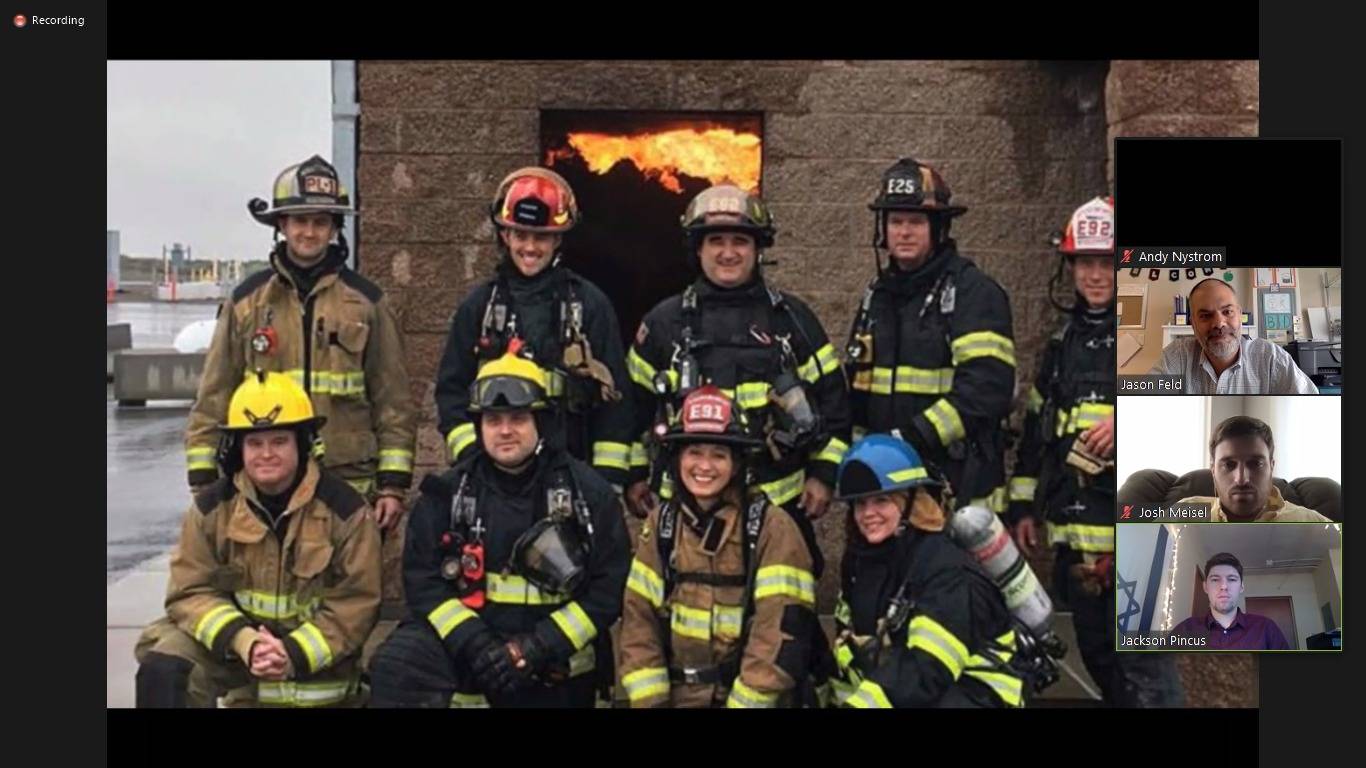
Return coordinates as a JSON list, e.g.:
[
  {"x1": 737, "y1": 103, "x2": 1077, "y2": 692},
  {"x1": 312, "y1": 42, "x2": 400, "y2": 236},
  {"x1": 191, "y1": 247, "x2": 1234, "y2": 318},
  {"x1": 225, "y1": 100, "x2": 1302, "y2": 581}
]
[{"x1": 511, "y1": 518, "x2": 588, "y2": 595}]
